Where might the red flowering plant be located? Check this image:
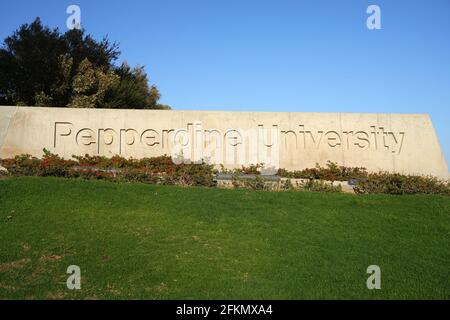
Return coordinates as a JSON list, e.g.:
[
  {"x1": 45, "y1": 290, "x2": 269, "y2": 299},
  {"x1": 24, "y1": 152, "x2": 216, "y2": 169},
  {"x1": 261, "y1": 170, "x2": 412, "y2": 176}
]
[
  {"x1": 39, "y1": 149, "x2": 76, "y2": 177},
  {"x1": 0, "y1": 154, "x2": 41, "y2": 176}
]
